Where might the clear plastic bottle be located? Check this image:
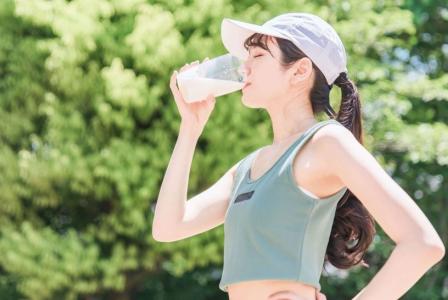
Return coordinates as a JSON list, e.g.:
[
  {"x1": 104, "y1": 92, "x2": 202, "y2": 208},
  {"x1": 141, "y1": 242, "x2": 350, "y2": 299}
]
[{"x1": 176, "y1": 53, "x2": 246, "y2": 103}]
